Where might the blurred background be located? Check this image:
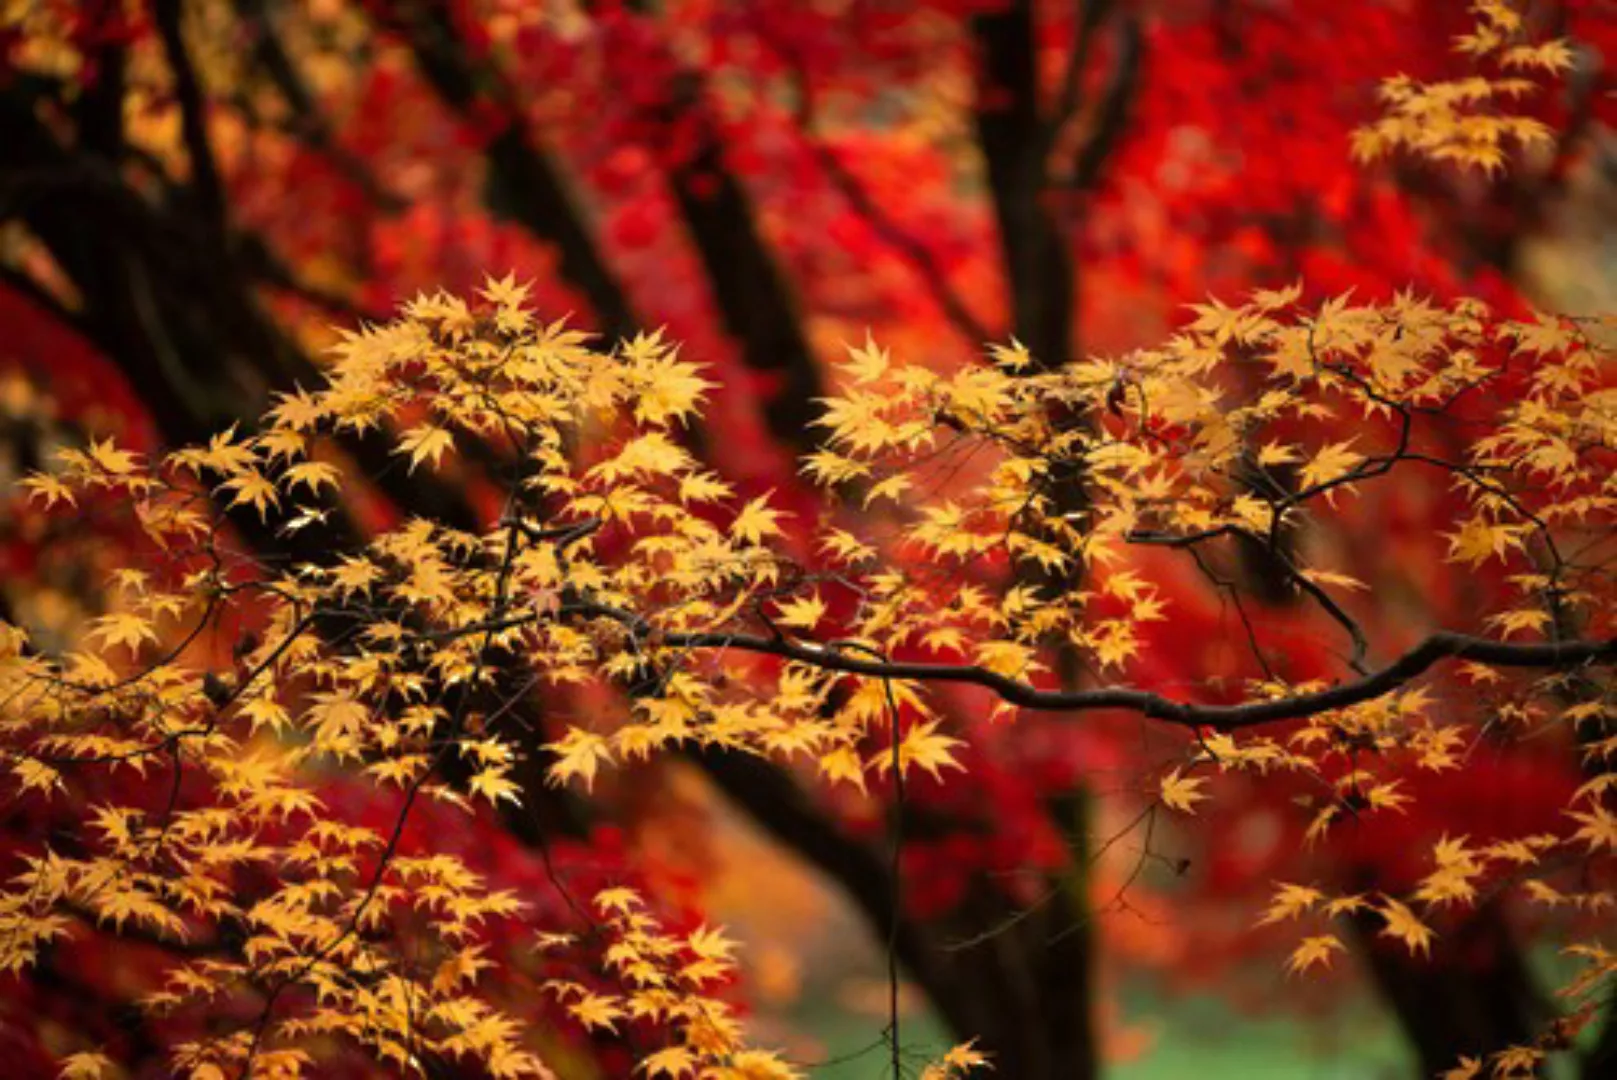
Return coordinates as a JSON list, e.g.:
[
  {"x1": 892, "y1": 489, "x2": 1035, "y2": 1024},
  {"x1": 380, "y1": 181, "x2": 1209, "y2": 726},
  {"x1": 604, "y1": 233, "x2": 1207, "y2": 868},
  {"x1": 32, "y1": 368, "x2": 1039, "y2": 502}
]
[{"x1": 2, "y1": 1, "x2": 1615, "y2": 1077}]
